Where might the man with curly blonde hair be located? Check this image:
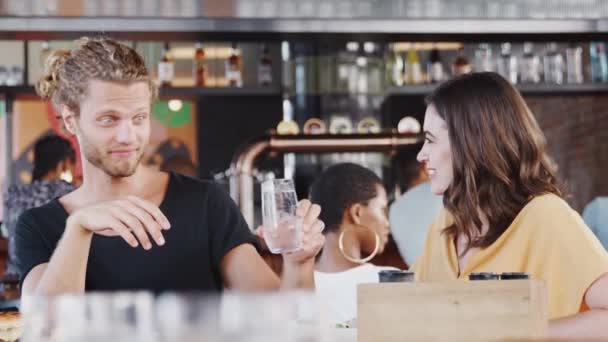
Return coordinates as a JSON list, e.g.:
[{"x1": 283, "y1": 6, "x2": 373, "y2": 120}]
[{"x1": 15, "y1": 37, "x2": 325, "y2": 296}]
